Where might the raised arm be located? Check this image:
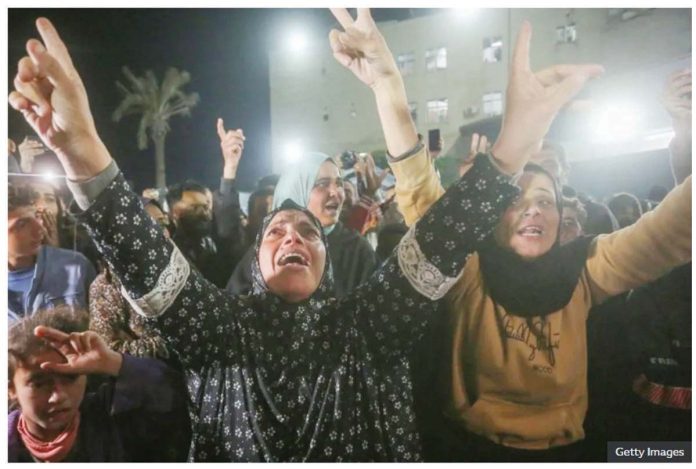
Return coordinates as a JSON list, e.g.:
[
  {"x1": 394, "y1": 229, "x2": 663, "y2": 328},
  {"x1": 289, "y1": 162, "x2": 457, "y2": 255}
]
[
  {"x1": 214, "y1": 118, "x2": 246, "y2": 243},
  {"x1": 10, "y1": 18, "x2": 241, "y2": 369},
  {"x1": 662, "y1": 69, "x2": 692, "y2": 184},
  {"x1": 585, "y1": 176, "x2": 691, "y2": 305},
  {"x1": 339, "y1": 148, "x2": 519, "y2": 357},
  {"x1": 335, "y1": 19, "x2": 604, "y2": 226}
]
